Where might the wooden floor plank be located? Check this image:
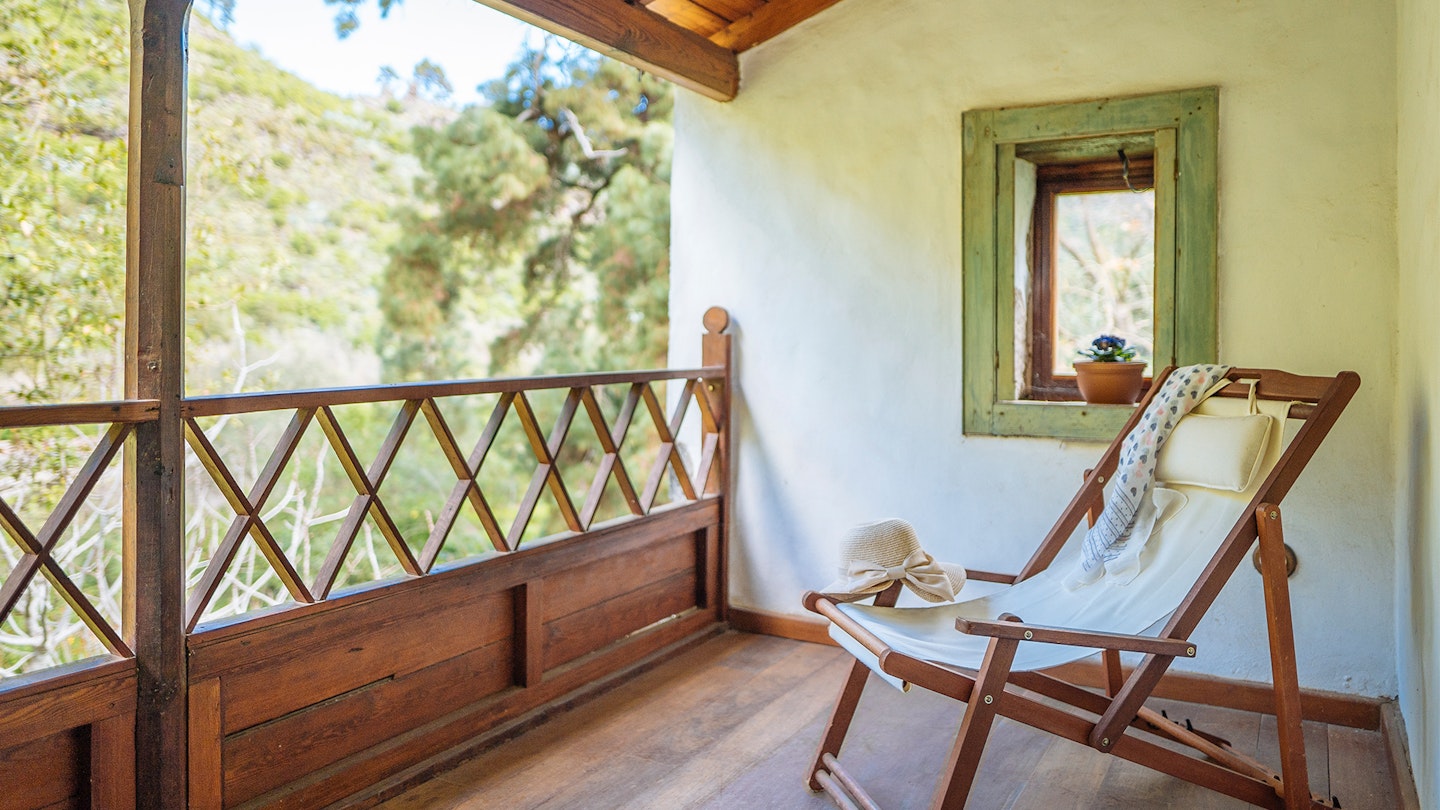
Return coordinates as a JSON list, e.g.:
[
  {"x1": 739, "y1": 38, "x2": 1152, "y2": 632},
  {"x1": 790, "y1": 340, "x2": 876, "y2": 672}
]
[
  {"x1": 1007, "y1": 732, "x2": 1111, "y2": 810},
  {"x1": 624, "y1": 646, "x2": 851, "y2": 809},
  {"x1": 431, "y1": 634, "x2": 762, "y2": 802},
  {"x1": 1149, "y1": 698, "x2": 1266, "y2": 760},
  {"x1": 526, "y1": 753, "x2": 679, "y2": 810},
  {"x1": 1091, "y1": 747, "x2": 1250, "y2": 810},
  {"x1": 960, "y1": 716, "x2": 1055, "y2": 810},
  {"x1": 1134, "y1": 700, "x2": 1265, "y2": 810},
  {"x1": 376, "y1": 634, "x2": 1397, "y2": 810},
  {"x1": 367, "y1": 776, "x2": 472, "y2": 809},
  {"x1": 1327, "y1": 725, "x2": 1398, "y2": 809},
  {"x1": 1256, "y1": 713, "x2": 1332, "y2": 799},
  {"x1": 692, "y1": 712, "x2": 837, "y2": 810}
]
